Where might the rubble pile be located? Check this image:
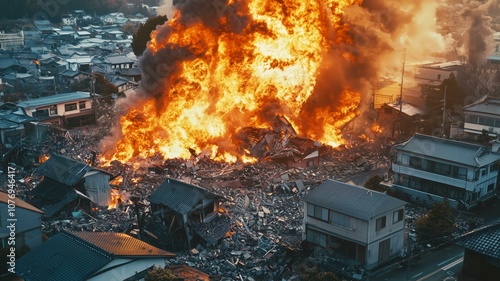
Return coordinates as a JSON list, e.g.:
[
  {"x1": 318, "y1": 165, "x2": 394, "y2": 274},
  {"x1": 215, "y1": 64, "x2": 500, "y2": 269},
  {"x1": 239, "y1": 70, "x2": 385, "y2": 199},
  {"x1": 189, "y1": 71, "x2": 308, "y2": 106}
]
[{"x1": 4, "y1": 105, "x2": 483, "y2": 280}]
